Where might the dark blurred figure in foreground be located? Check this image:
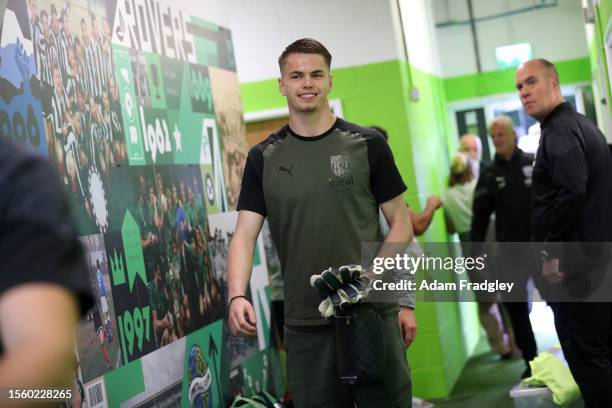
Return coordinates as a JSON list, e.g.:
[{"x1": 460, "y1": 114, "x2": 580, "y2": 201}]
[{"x1": 0, "y1": 139, "x2": 92, "y2": 405}]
